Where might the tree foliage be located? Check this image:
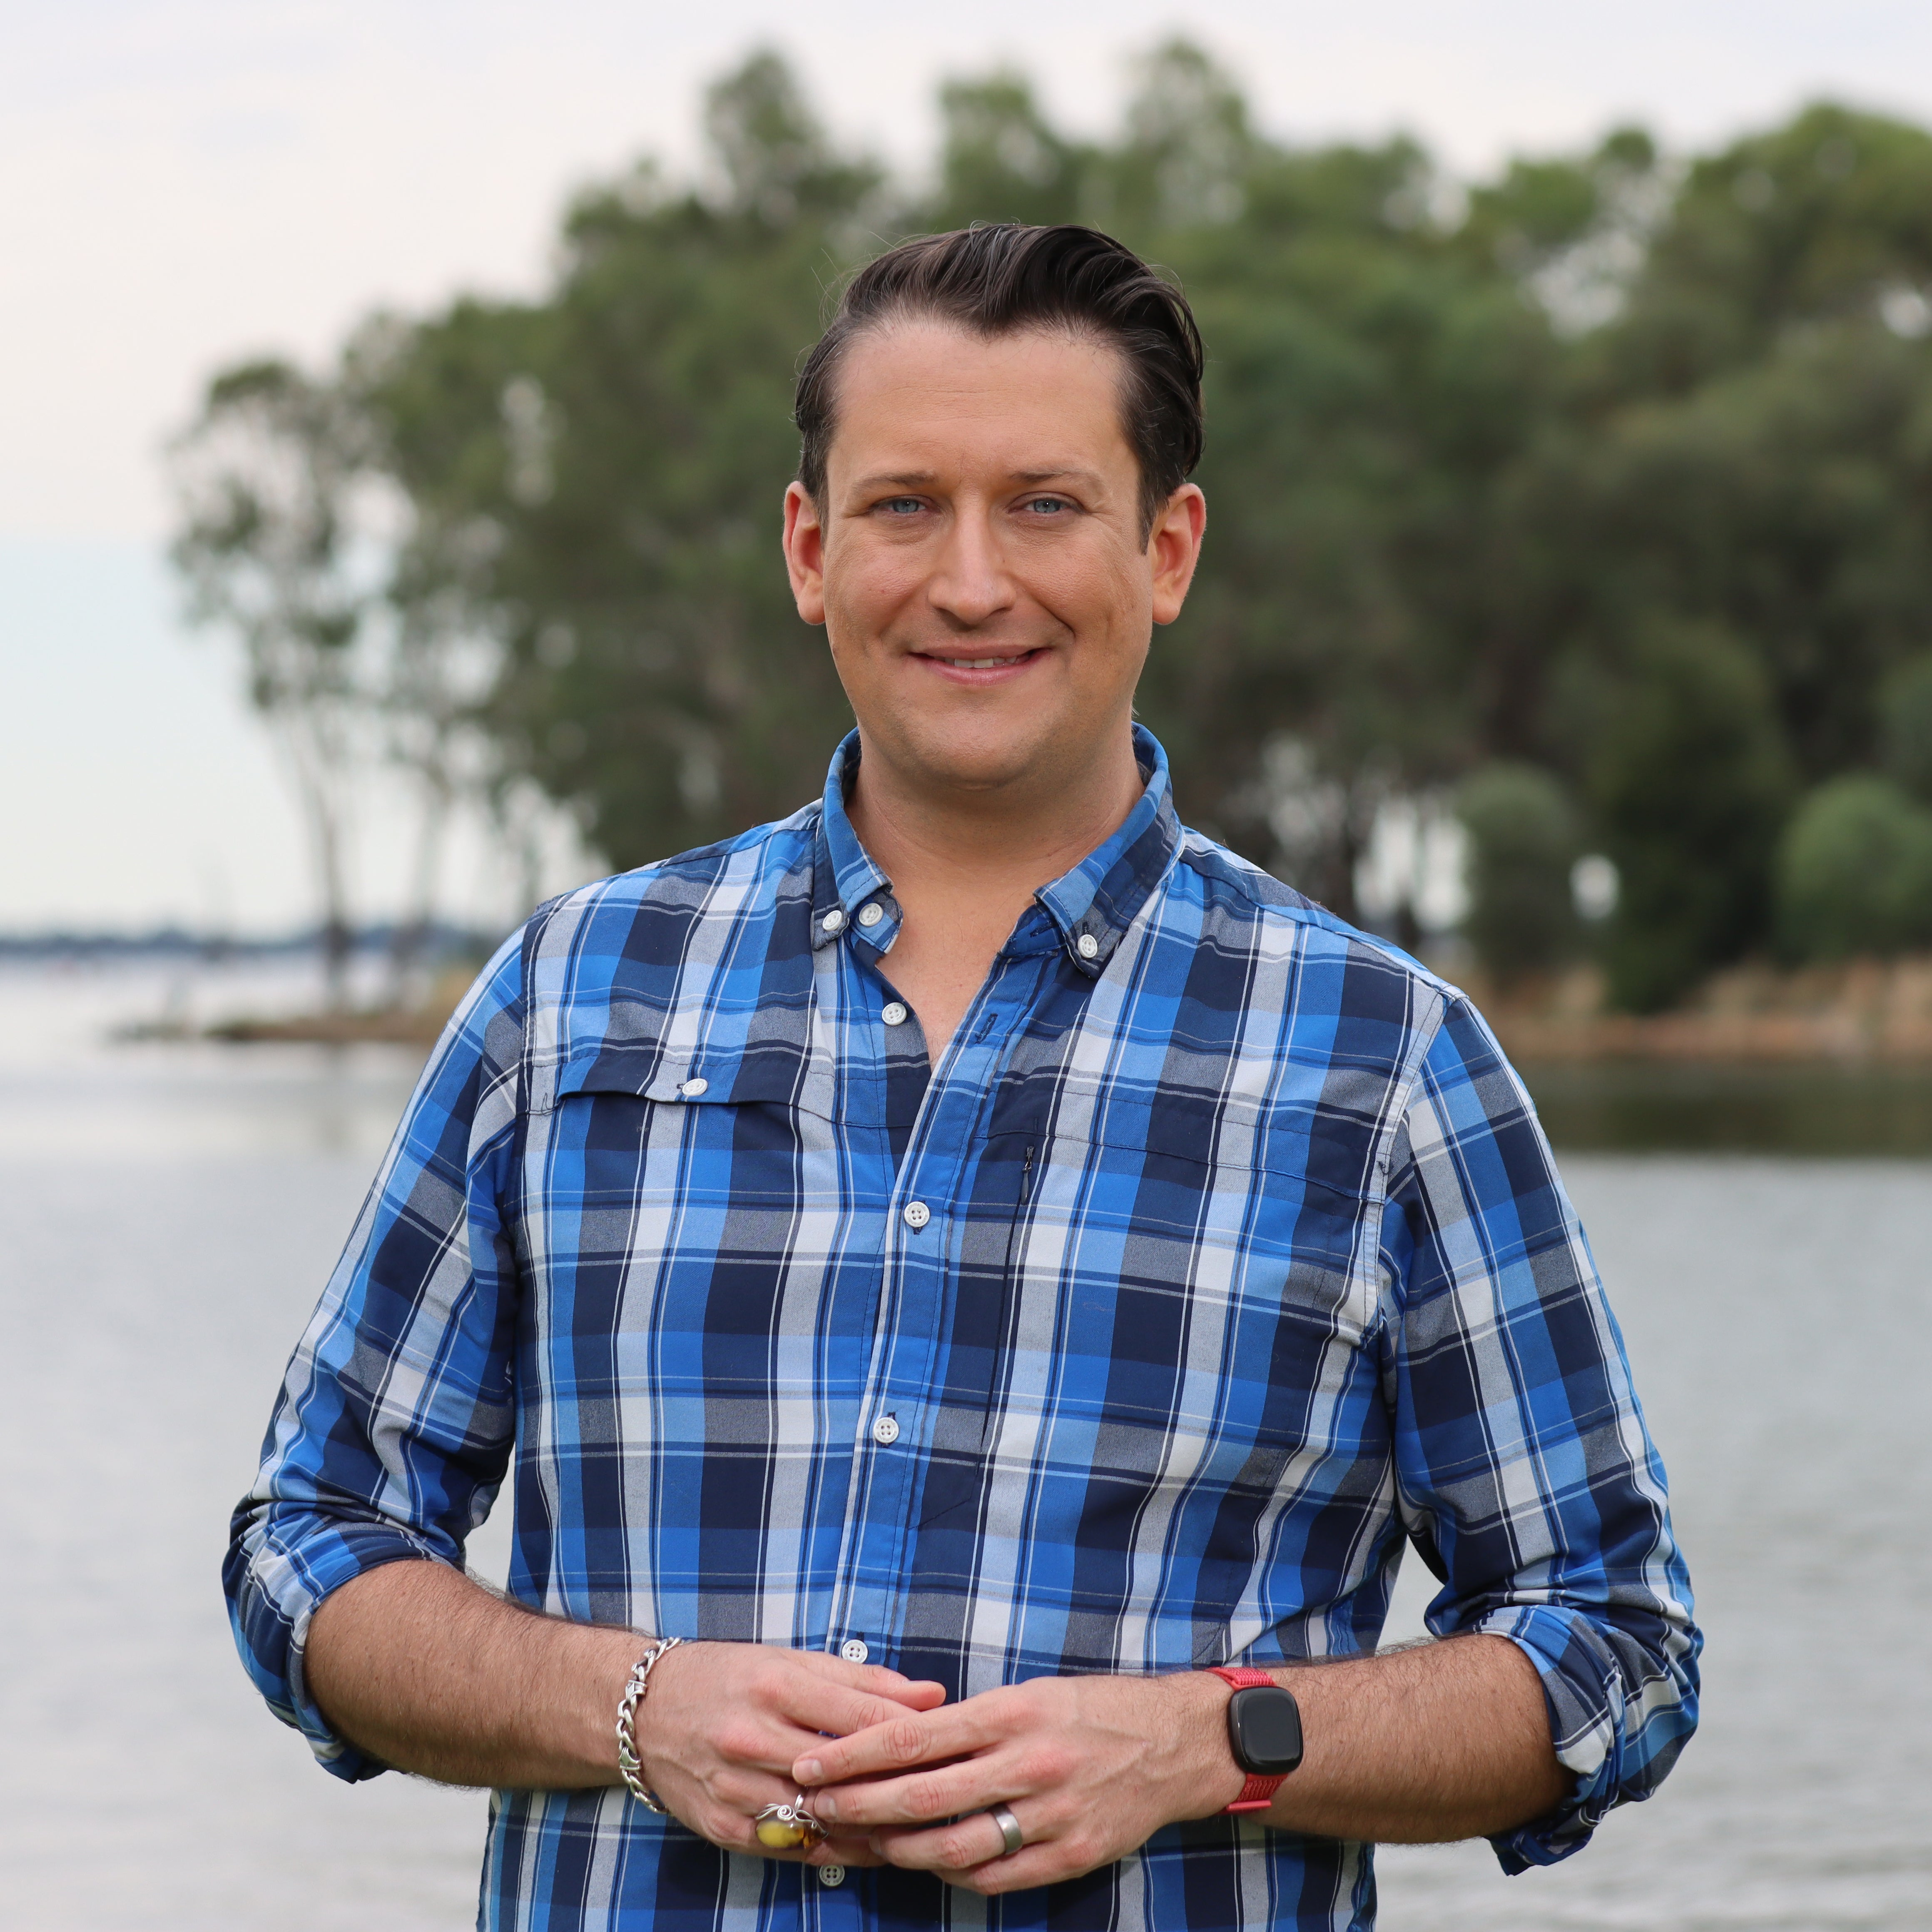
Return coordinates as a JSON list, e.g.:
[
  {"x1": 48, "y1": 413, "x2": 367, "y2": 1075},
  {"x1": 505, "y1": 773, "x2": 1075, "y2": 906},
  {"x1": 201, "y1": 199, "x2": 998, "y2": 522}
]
[
  {"x1": 1777, "y1": 776, "x2": 1932, "y2": 960},
  {"x1": 174, "y1": 48, "x2": 1932, "y2": 1003},
  {"x1": 169, "y1": 359, "x2": 379, "y2": 1001},
  {"x1": 1456, "y1": 763, "x2": 1583, "y2": 986}
]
